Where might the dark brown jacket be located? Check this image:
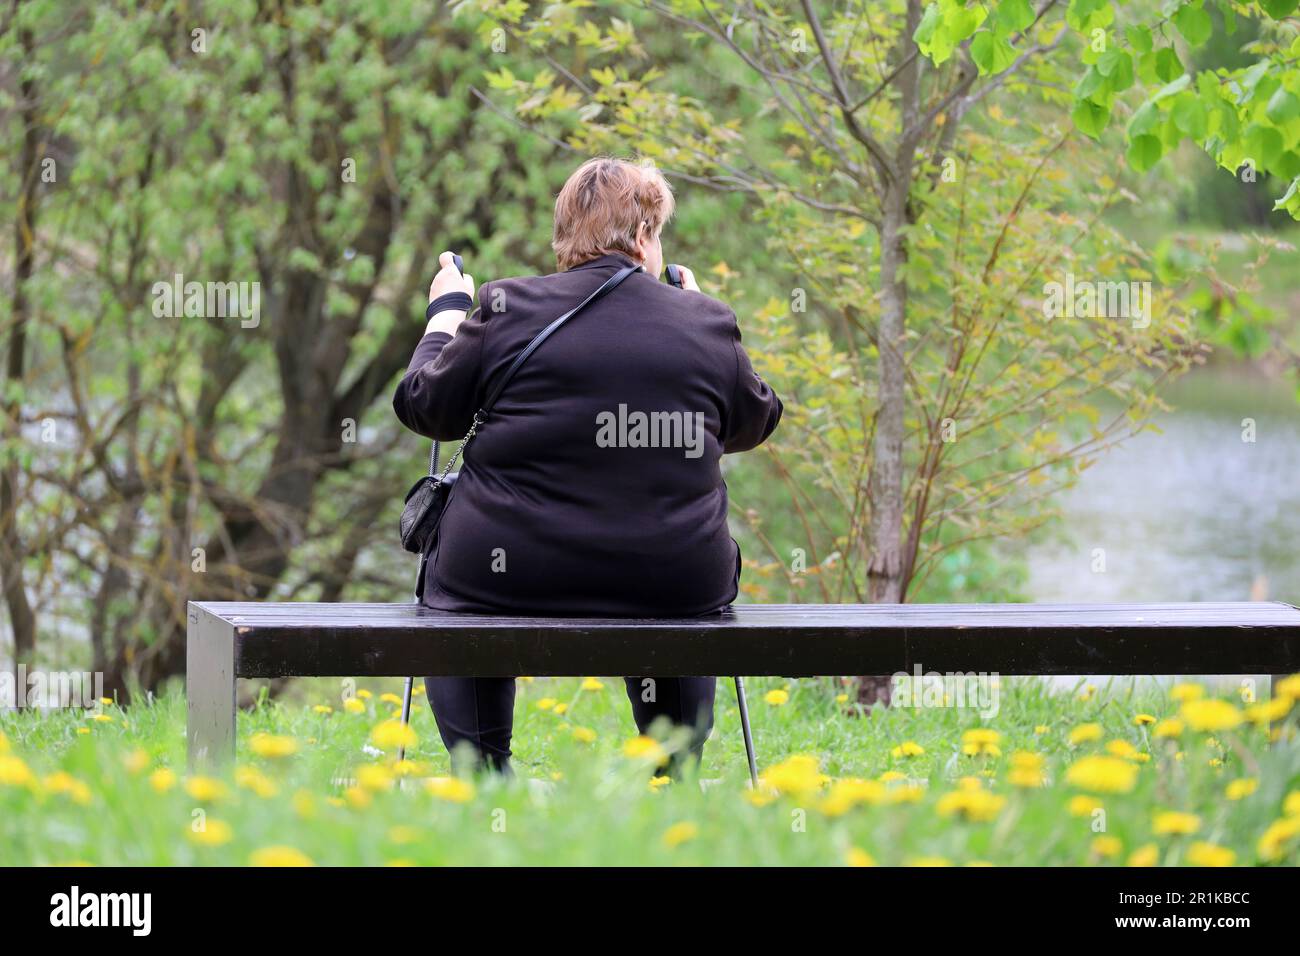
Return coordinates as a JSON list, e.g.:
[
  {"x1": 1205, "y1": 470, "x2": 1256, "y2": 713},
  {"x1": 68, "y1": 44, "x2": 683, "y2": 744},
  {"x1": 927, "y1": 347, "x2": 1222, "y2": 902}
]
[{"x1": 393, "y1": 252, "x2": 783, "y2": 616}]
